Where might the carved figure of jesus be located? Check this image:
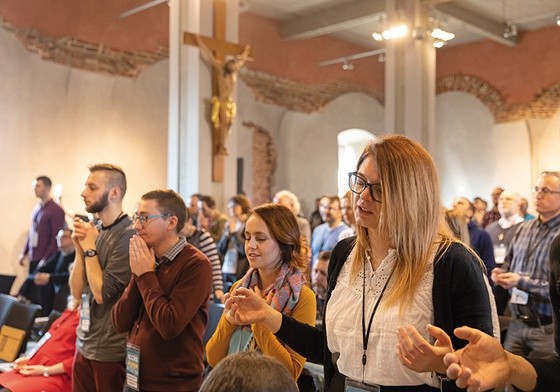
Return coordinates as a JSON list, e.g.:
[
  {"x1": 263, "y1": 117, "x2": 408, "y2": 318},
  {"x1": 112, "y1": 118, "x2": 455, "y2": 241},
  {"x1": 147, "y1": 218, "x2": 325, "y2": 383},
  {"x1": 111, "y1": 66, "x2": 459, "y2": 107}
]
[{"x1": 195, "y1": 35, "x2": 251, "y2": 156}]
